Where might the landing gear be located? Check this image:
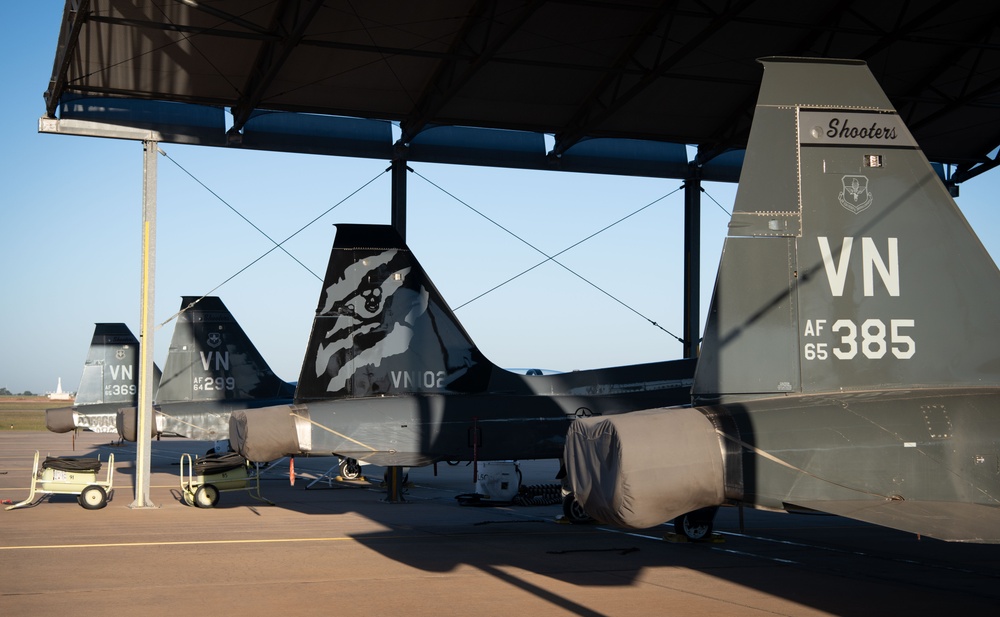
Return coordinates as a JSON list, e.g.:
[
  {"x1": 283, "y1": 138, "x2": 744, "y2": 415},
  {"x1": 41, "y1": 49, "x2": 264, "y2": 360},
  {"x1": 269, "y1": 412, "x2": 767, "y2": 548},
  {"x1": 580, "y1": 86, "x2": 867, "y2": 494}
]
[
  {"x1": 339, "y1": 458, "x2": 362, "y2": 480},
  {"x1": 561, "y1": 492, "x2": 594, "y2": 524},
  {"x1": 674, "y1": 506, "x2": 719, "y2": 541}
]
